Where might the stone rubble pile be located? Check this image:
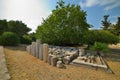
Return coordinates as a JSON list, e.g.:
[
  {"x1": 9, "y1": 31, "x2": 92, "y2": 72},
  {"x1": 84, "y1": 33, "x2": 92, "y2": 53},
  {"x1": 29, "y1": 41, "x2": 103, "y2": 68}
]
[
  {"x1": 26, "y1": 40, "x2": 79, "y2": 68},
  {"x1": 48, "y1": 46, "x2": 79, "y2": 68},
  {"x1": 26, "y1": 39, "x2": 108, "y2": 69},
  {"x1": 72, "y1": 49, "x2": 107, "y2": 69}
]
